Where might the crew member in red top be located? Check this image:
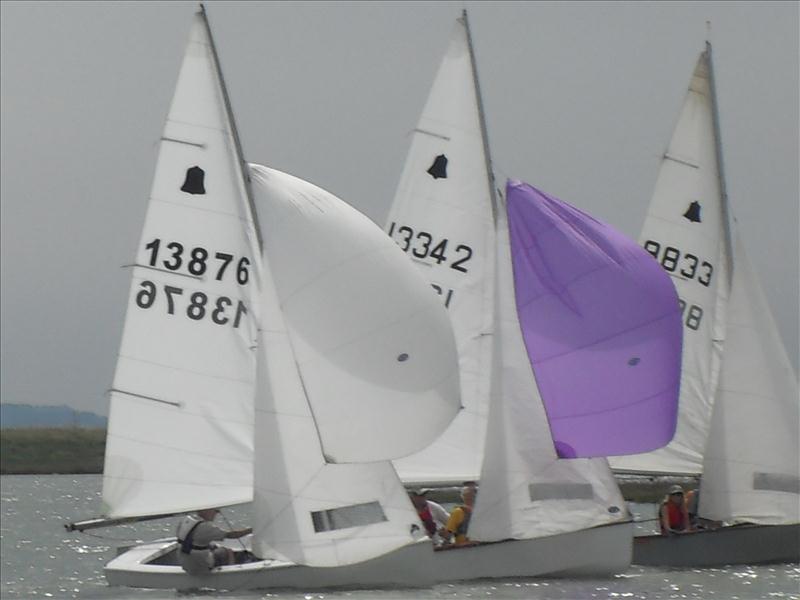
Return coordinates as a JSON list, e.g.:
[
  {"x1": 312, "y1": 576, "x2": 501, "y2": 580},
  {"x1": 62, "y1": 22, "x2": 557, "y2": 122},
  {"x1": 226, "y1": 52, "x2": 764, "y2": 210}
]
[{"x1": 659, "y1": 484, "x2": 693, "y2": 536}]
